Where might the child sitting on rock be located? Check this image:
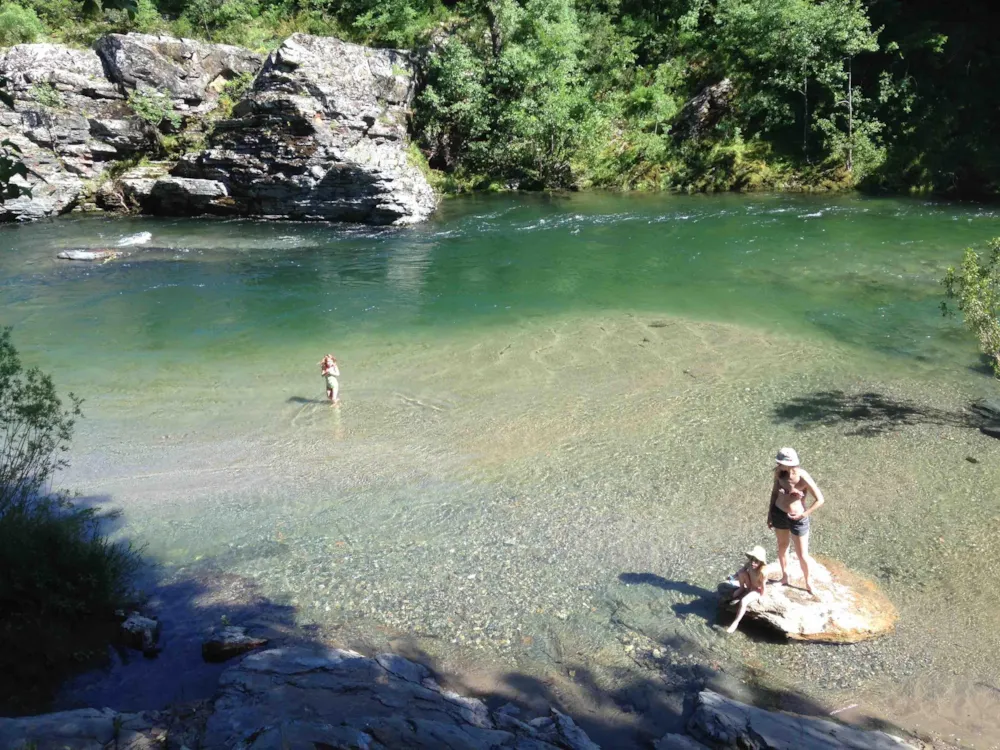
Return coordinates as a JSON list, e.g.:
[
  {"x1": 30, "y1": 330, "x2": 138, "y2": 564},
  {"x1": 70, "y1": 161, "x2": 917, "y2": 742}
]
[{"x1": 726, "y1": 545, "x2": 768, "y2": 634}]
